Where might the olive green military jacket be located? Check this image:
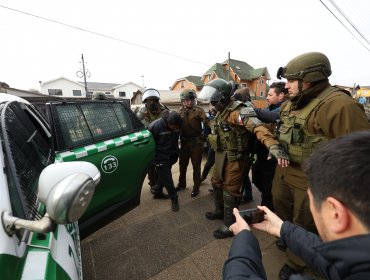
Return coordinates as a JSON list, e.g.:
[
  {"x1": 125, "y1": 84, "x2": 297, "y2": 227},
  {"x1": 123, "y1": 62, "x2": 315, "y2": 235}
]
[{"x1": 275, "y1": 84, "x2": 370, "y2": 190}]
